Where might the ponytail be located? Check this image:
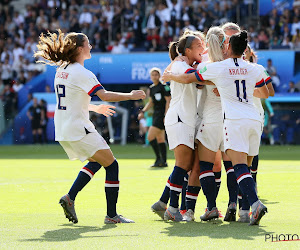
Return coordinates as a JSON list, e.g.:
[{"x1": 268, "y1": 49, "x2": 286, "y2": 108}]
[
  {"x1": 168, "y1": 41, "x2": 179, "y2": 60},
  {"x1": 206, "y1": 27, "x2": 226, "y2": 62}
]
